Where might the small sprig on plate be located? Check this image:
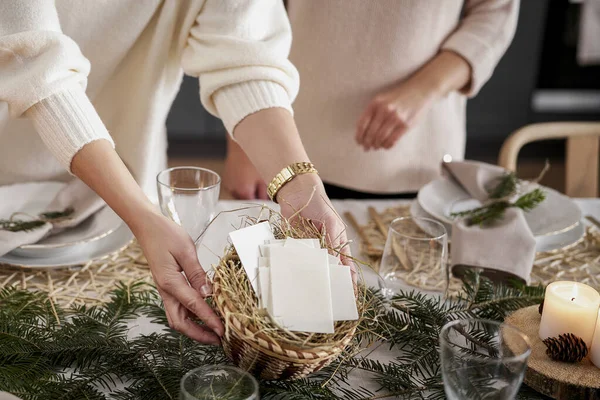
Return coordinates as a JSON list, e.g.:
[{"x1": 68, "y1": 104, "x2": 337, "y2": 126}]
[
  {"x1": 0, "y1": 207, "x2": 75, "y2": 233},
  {"x1": 452, "y1": 170, "x2": 547, "y2": 227}
]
